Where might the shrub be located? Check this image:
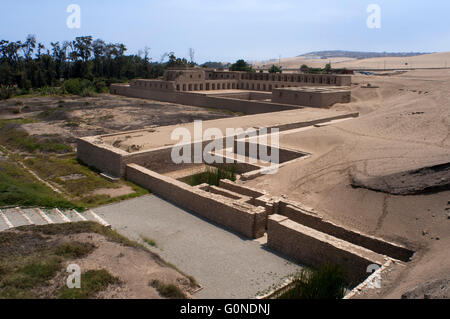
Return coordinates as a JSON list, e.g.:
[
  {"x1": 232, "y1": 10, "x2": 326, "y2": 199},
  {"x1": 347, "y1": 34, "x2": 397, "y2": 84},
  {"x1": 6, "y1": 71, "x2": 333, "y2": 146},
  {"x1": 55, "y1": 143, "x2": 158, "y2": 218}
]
[
  {"x1": 63, "y1": 79, "x2": 82, "y2": 95},
  {"x1": 58, "y1": 269, "x2": 120, "y2": 299},
  {"x1": 183, "y1": 165, "x2": 237, "y2": 186},
  {"x1": 149, "y1": 280, "x2": 186, "y2": 299},
  {"x1": 80, "y1": 87, "x2": 96, "y2": 97},
  {"x1": 54, "y1": 242, "x2": 96, "y2": 258},
  {"x1": 278, "y1": 263, "x2": 348, "y2": 299}
]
